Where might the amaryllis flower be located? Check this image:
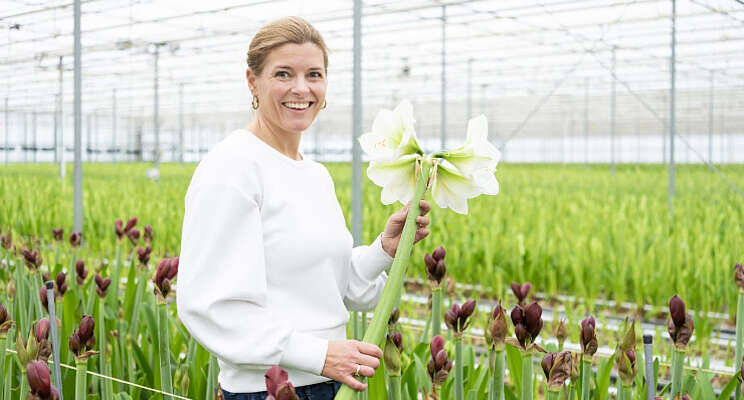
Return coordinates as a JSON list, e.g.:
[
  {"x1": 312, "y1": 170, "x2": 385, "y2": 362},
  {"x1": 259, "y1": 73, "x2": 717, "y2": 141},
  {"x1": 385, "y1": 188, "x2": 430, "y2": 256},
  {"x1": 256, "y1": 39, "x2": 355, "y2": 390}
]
[
  {"x1": 153, "y1": 257, "x2": 178, "y2": 300},
  {"x1": 55, "y1": 272, "x2": 67, "y2": 299},
  {"x1": 137, "y1": 246, "x2": 151, "y2": 265},
  {"x1": 580, "y1": 316, "x2": 598, "y2": 356},
  {"x1": 384, "y1": 331, "x2": 403, "y2": 376},
  {"x1": 541, "y1": 351, "x2": 574, "y2": 390},
  {"x1": 510, "y1": 302, "x2": 543, "y2": 349},
  {"x1": 94, "y1": 274, "x2": 112, "y2": 298},
  {"x1": 144, "y1": 225, "x2": 153, "y2": 244},
  {"x1": 22, "y1": 248, "x2": 43, "y2": 271},
  {"x1": 27, "y1": 360, "x2": 52, "y2": 398},
  {"x1": 75, "y1": 260, "x2": 88, "y2": 285},
  {"x1": 69, "y1": 232, "x2": 81, "y2": 248},
  {"x1": 444, "y1": 299, "x2": 476, "y2": 333},
  {"x1": 360, "y1": 102, "x2": 500, "y2": 215},
  {"x1": 424, "y1": 246, "x2": 447, "y2": 286},
  {"x1": 485, "y1": 301, "x2": 507, "y2": 349},
  {"x1": 427, "y1": 335, "x2": 452, "y2": 386},
  {"x1": 0, "y1": 302, "x2": 13, "y2": 337},
  {"x1": 51, "y1": 228, "x2": 63, "y2": 243},
  {"x1": 667, "y1": 295, "x2": 694, "y2": 348},
  {"x1": 264, "y1": 365, "x2": 298, "y2": 400},
  {"x1": 735, "y1": 263, "x2": 744, "y2": 290},
  {"x1": 510, "y1": 282, "x2": 531, "y2": 305},
  {"x1": 128, "y1": 229, "x2": 141, "y2": 246}
]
